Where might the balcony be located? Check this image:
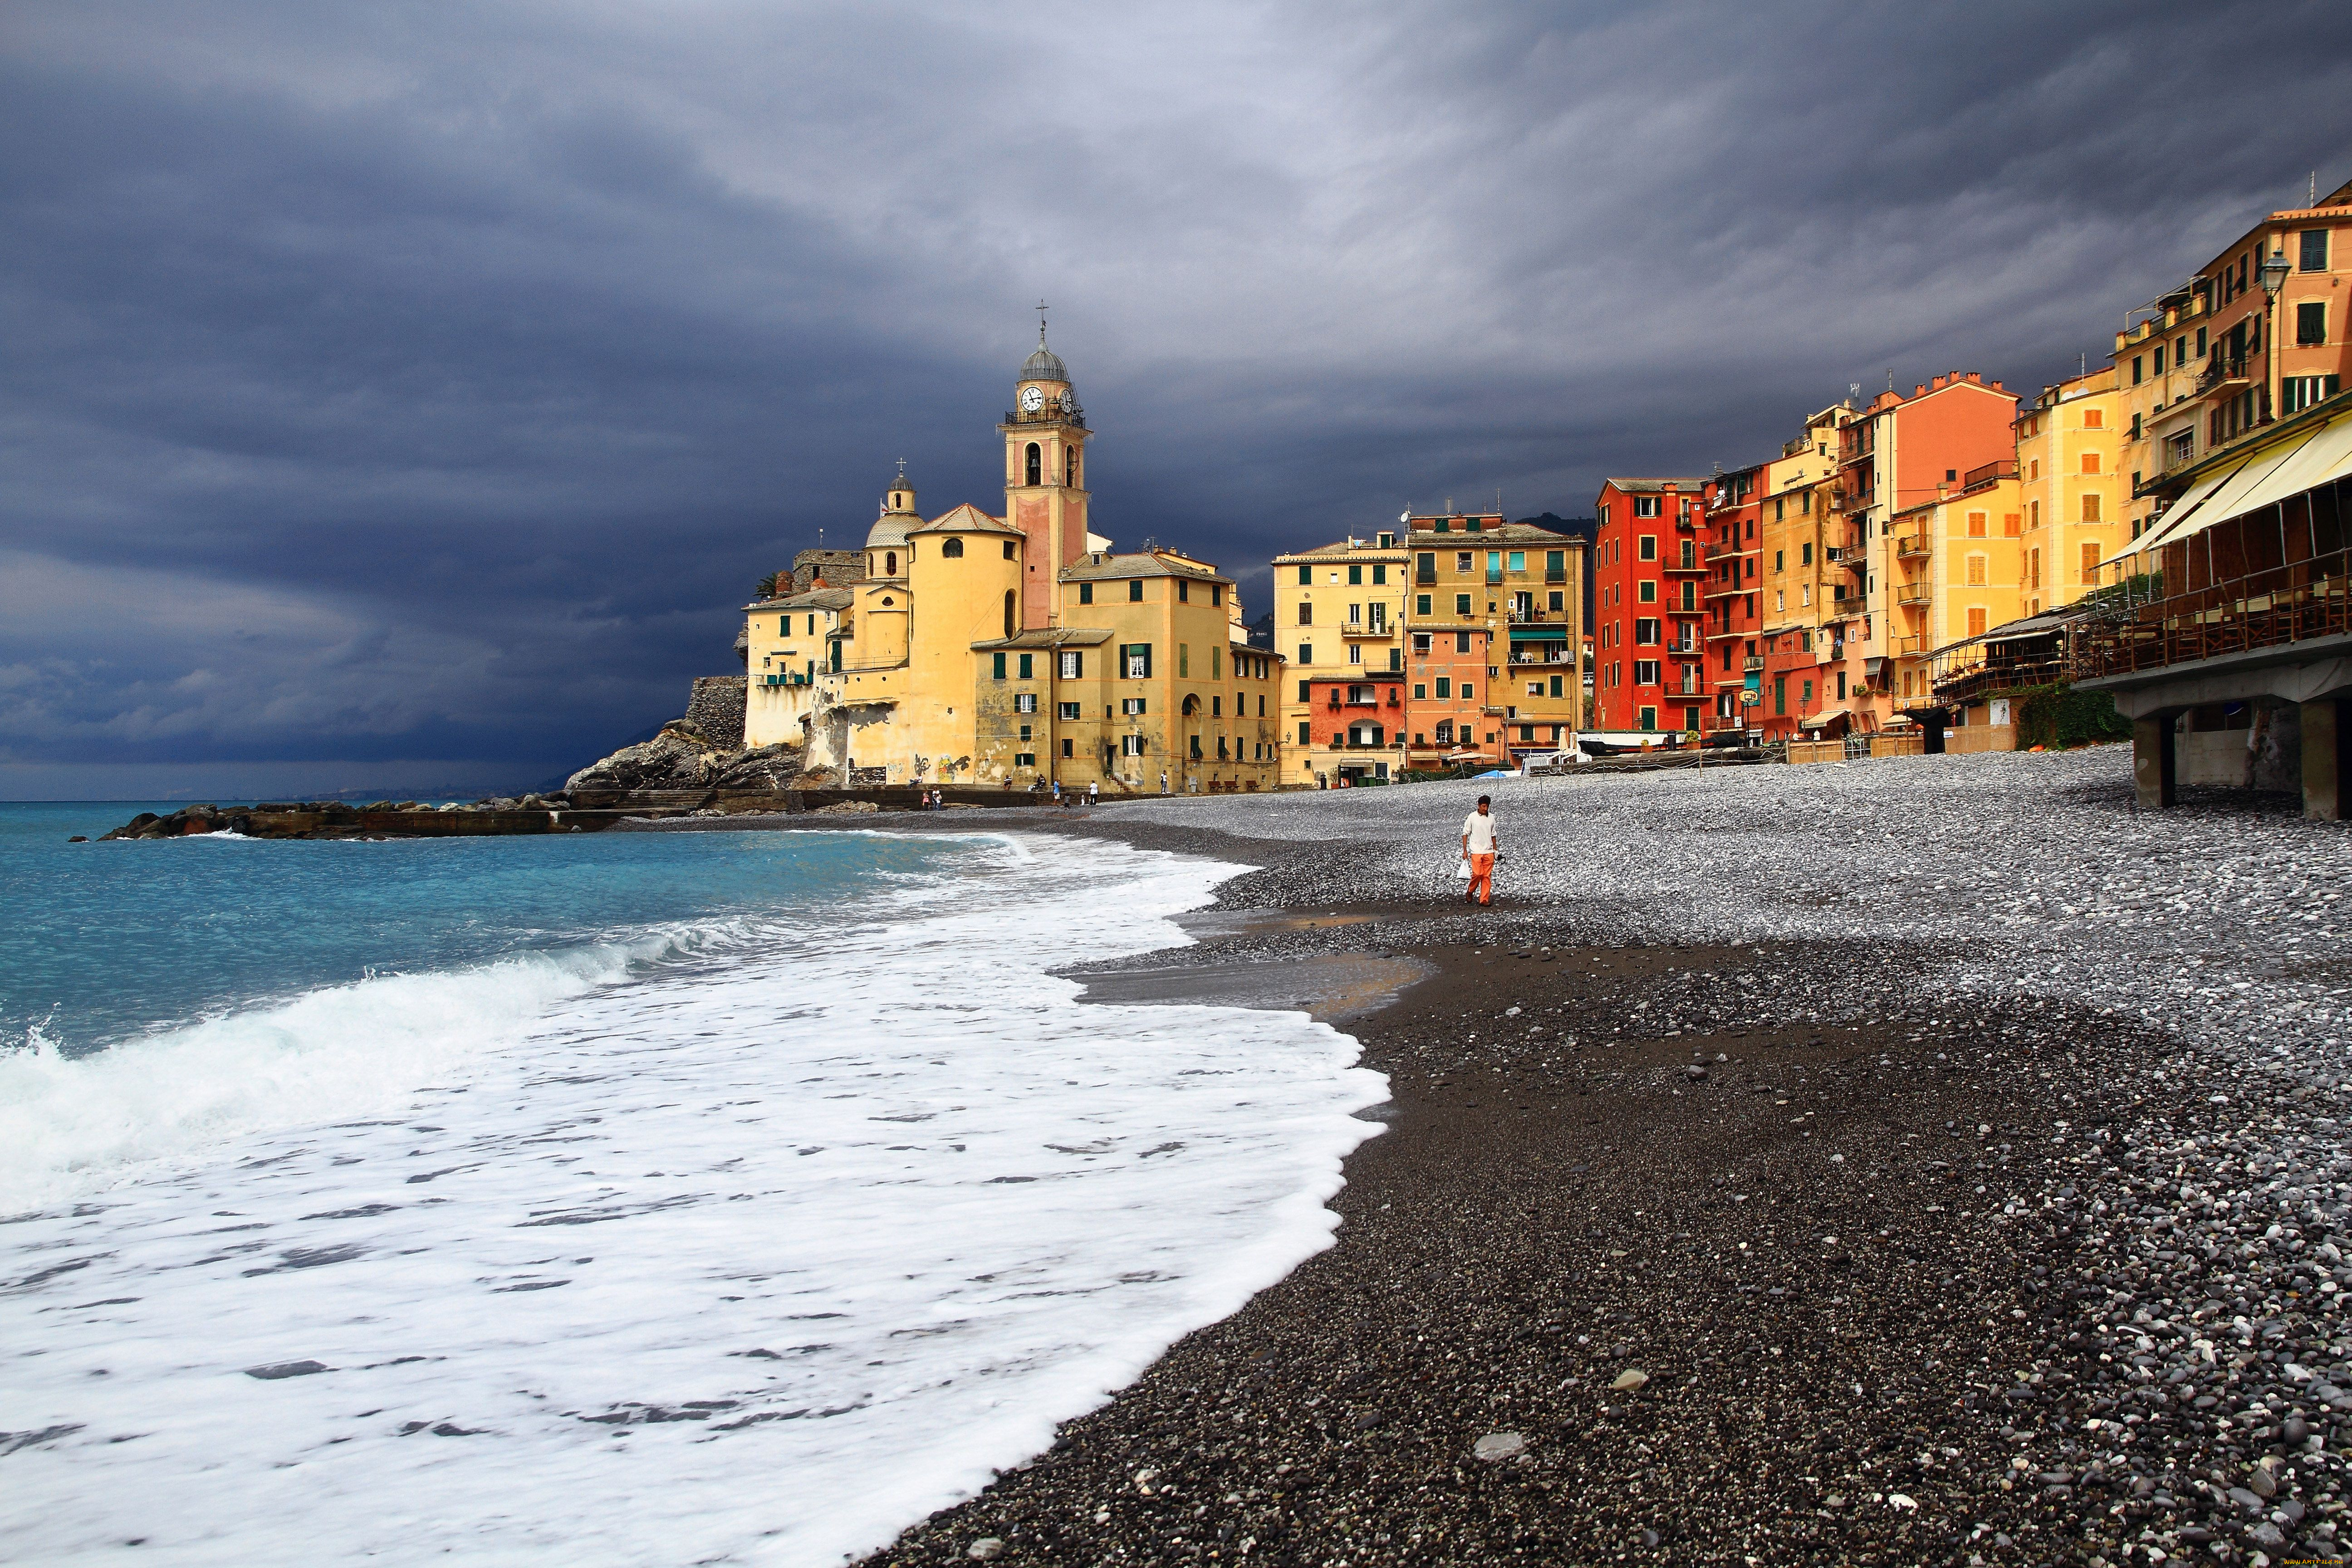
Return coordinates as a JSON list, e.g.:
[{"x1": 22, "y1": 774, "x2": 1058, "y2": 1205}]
[
  {"x1": 1339, "y1": 622, "x2": 1396, "y2": 638},
  {"x1": 1961, "y1": 457, "x2": 2018, "y2": 490},
  {"x1": 1894, "y1": 532, "x2": 1931, "y2": 559},
  {"x1": 1894, "y1": 582, "x2": 1931, "y2": 607},
  {"x1": 2195, "y1": 353, "x2": 2252, "y2": 399},
  {"x1": 1741, "y1": 655, "x2": 1764, "y2": 671},
  {"x1": 1544, "y1": 569, "x2": 1566, "y2": 583}
]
